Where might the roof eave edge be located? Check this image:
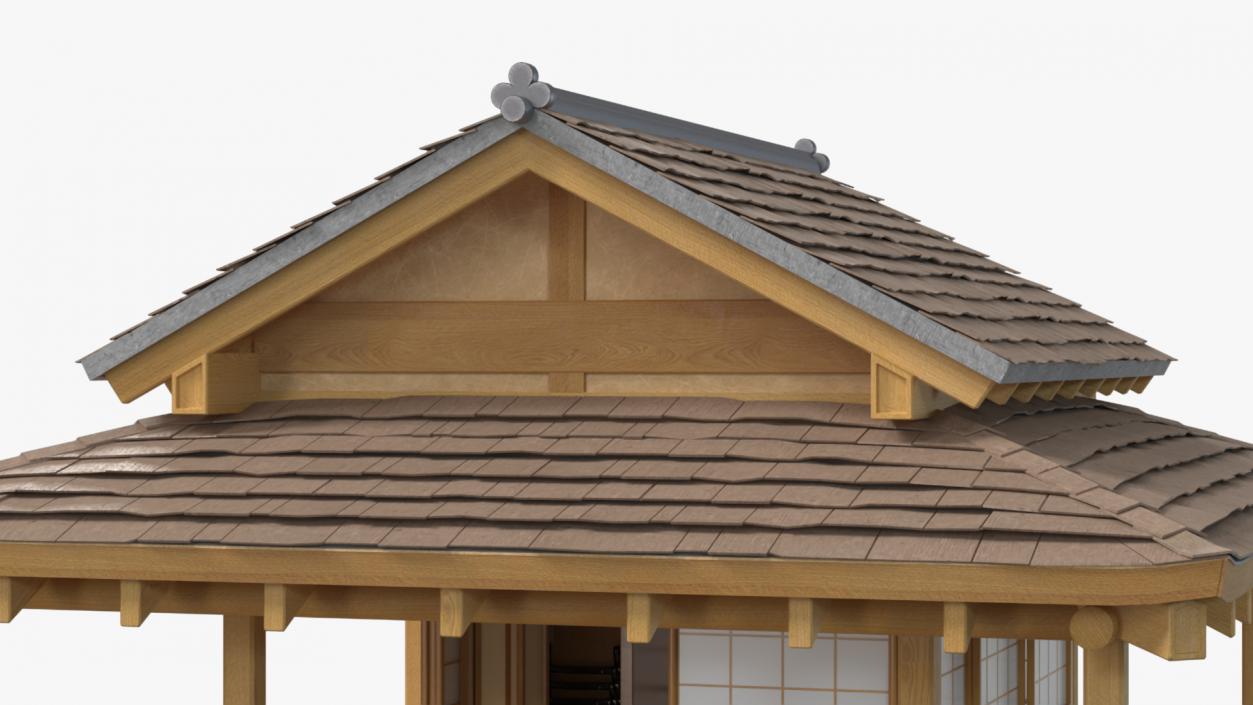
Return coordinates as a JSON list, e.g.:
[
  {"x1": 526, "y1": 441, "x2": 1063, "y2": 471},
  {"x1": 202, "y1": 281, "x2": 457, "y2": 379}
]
[{"x1": 78, "y1": 118, "x2": 523, "y2": 382}]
